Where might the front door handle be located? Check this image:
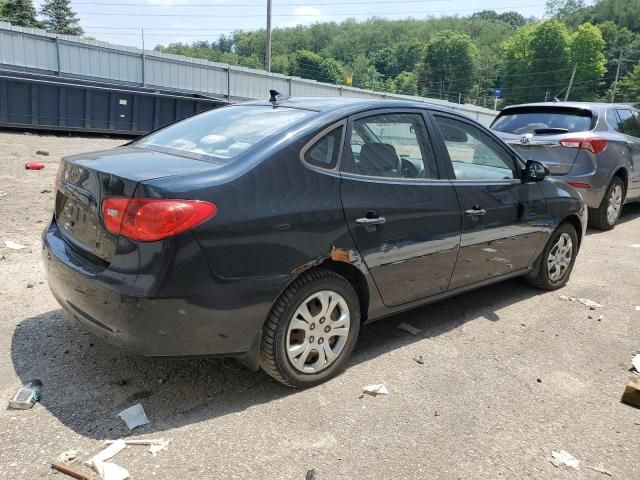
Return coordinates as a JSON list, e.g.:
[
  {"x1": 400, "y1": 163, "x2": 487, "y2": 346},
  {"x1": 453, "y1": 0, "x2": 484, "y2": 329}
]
[
  {"x1": 356, "y1": 216, "x2": 386, "y2": 226},
  {"x1": 465, "y1": 207, "x2": 487, "y2": 217}
]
